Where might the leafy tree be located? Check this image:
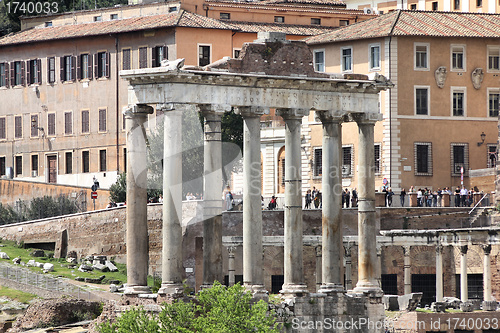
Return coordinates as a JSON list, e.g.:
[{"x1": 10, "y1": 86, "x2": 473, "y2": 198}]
[
  {"x1": 109, "y1": 172, "x2": 126, "y2": 204},
  {"x1": 98, "y1": 282, "x2": 280, "y2": 333},
  {"x1": 26, "y1": 195, "x2": 78, "y2": 220},
  {"x1": 0, "y1": 203, "x2": 20, "y2": 225}
]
